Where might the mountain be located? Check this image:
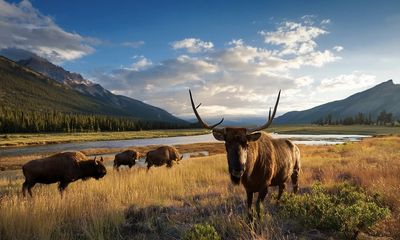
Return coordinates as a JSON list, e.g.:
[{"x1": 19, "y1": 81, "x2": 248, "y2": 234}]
[
  {"x1": 275, "y1": 80, "x2": 400, "y2": 124},
  {"x1": 17, "y1": 57, "x2": 102, "y2": 96},
  {"x1": 0, "y1": 55, "x2": 186, "y2": 125}
]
